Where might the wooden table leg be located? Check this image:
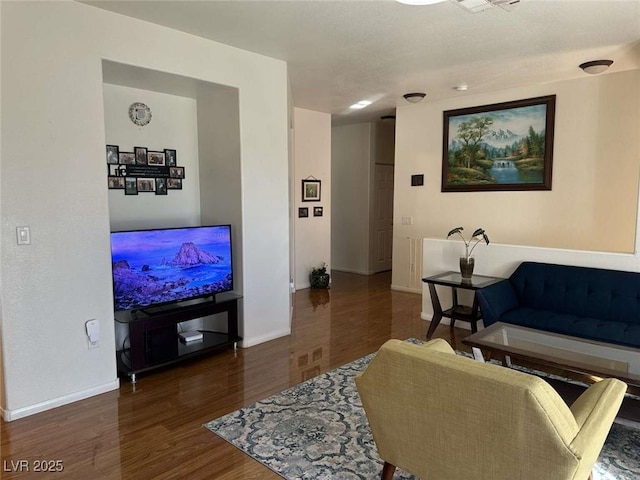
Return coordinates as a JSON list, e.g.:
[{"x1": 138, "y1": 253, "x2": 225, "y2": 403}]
[
  {"x1": 381, "y1": 462, "x2": 396, "y2": 480},
  {"x1": 470, "y1": 293, "x2": 480, "y2": 333},
  {"x1": 426, "y1": 283, "x2": 443, "y2": 339},
  {"x1": 450, "y1": 287, "x2": 458, "y2": 329}
]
